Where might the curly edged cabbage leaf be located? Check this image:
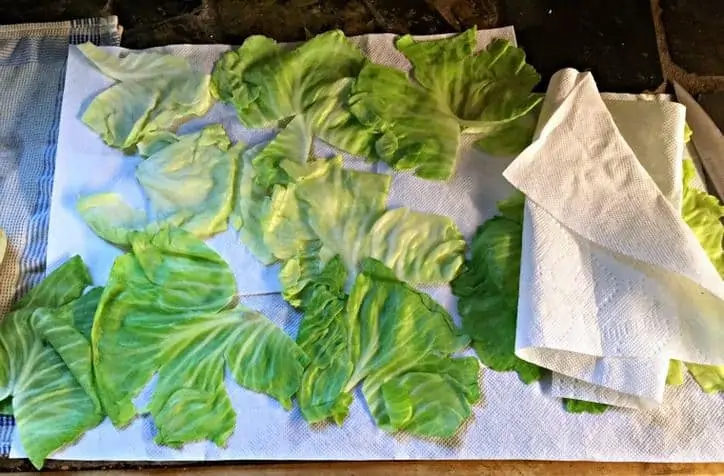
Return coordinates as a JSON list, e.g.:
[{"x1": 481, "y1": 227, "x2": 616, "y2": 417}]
[
  {"x1": 91, "y1": 226, "x2": 308, "y2": 447},
  {"x1": 210, "y1": 36, "x2": 282, "y2": 123},
  {"x1": 212, "y1": 29, "x2": 541, "y2": 180},
  {"x1": 230, "y1": 143, "x2": 276, "y2": 265},
  {"x1": 678, "y1": 158, "x2": 724, "y2": 393},
  {"x1": 345, "y1": 63, "x2": 462, "y2": 180},
  {"x1": 396, "y1": 29, "x2": 542, "y2": 133},
  {"x1": 136, "y1": 124, "x2": 239, "y2": 238},
  {"x1": 245, "y1": 153, "x2": 465, "y2": 288},
  {"x1": 77, "y1": 43, "x2": 214, "y2": 152},
  {"x1": 77, "y1": 125, "x2": 239, "y2": 245},
  {"x1": 211, "y1": 30, "x2": 366, "y2": 128},
  {"x1": 0, "y1": 257, "x2": 104, "y2": 468},
  {"x1": 295, "y1": 257, "x2": 480, "y2": 437},
  {"x1": 362, "y1": 208, "x2": 466, "y2": 284}
]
